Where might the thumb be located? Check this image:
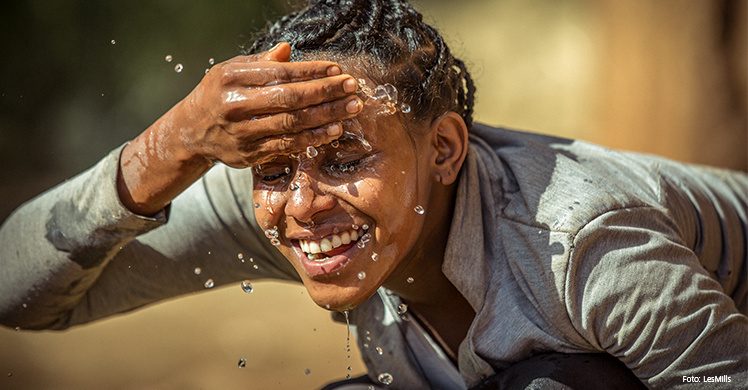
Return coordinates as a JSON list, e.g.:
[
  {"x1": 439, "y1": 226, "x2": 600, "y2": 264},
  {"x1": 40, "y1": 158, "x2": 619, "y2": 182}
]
[{"x1": 259, "y1": 42, "x2": 292, "y2": 62}]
